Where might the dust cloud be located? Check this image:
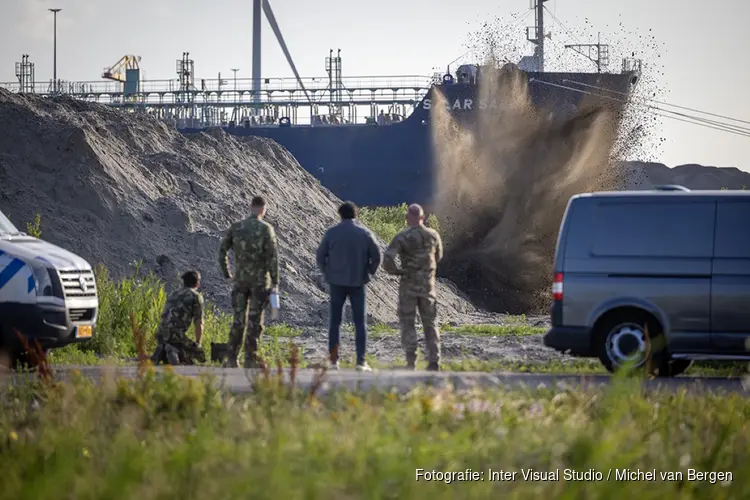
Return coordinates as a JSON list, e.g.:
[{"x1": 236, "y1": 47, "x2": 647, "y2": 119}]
[{"x1": 432, "y1": 60, "x2": 630, "y2": 314}]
